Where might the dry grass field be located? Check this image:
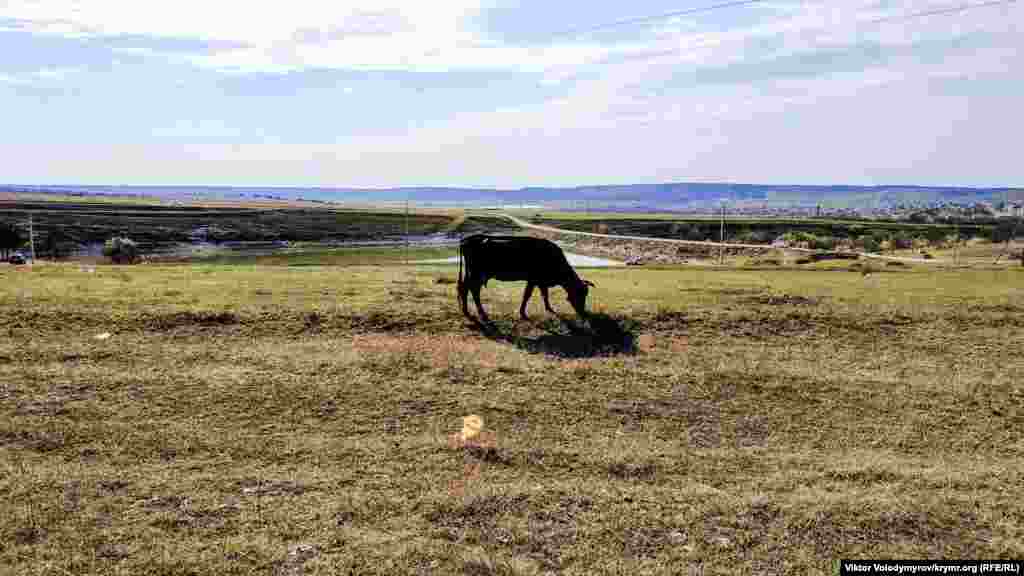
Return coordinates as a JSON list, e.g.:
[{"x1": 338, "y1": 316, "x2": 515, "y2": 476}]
[{"x1": 2, "y1": 258, "x2": 1022, "y2": 575}]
